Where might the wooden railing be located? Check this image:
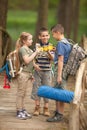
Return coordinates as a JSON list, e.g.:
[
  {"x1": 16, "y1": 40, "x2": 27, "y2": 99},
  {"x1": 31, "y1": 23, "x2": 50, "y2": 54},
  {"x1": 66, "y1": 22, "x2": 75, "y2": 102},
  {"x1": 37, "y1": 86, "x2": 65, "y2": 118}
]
[{"x1": 69, "y1": 35, "x2": 87, "y2": 130}]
